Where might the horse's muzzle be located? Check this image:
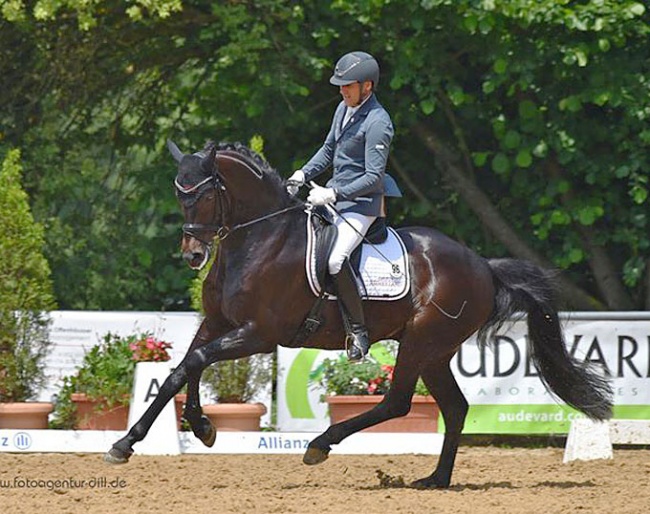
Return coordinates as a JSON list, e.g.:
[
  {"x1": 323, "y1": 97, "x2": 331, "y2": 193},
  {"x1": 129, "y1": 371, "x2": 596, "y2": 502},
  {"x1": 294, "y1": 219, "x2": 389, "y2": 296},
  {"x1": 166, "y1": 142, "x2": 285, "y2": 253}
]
[
  {"x1": 183, "y1": 249, "x2": 210, "y2": 270},
  {"x1": 181, "y1": 232, "x2": 213, "y2": 270}
]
